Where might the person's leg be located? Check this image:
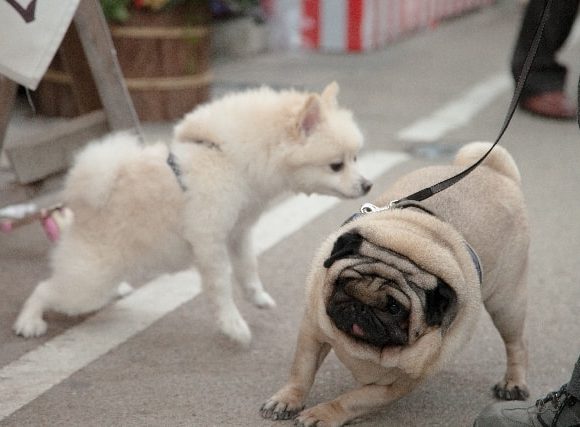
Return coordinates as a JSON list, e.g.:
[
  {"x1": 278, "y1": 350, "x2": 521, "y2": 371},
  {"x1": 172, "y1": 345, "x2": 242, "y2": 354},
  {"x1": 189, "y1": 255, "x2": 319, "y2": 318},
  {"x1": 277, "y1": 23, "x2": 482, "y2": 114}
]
[
  {"x1": 511, "y1": 0, "x2": 579, "y2": 97},
  {"x1": 567, "y1": 355, "x2": 580, "y2": 399},
  {"x1": 577, "y1": 72, "x2": 580, "y2": 126}
]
